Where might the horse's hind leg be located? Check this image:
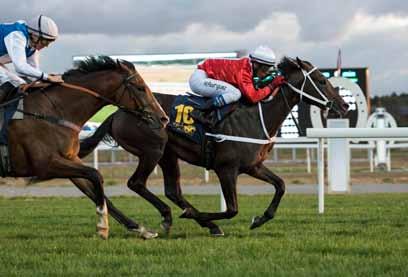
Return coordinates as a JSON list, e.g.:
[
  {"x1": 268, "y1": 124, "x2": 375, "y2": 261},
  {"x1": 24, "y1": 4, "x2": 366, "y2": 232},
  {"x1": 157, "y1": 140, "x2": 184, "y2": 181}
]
[
  {"x1": 246, "y1": 164, "x2": 285, "y2": 229},
  {"x1": 127, "y1": 154, "x2": 171, "y2": 237},
  {"x1": 70, "y1": 178, "x2": 140, "y2": 231},
  {"x1": 42, "y1": 156, "x2": 109, "y2": 239},
  {"x1": 159, "y1": 151, "x2": 224, "y2": 236},
  {"x1": 179, "y1": 167, "x2": 239, "y2": 223}
]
